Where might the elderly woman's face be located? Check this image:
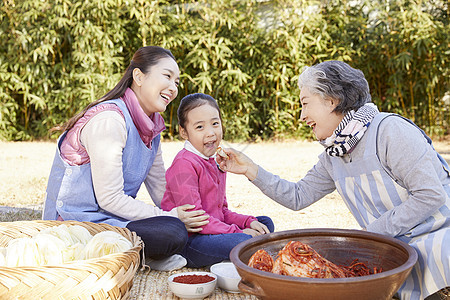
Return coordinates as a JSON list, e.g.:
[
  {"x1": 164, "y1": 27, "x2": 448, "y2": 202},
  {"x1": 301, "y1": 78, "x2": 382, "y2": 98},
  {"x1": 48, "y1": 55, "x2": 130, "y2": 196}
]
[{"x1": 299, "y1": 87, "x2": 344, "y2": 140}]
